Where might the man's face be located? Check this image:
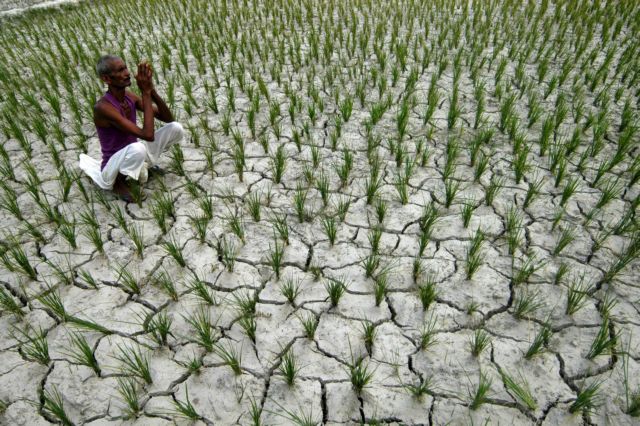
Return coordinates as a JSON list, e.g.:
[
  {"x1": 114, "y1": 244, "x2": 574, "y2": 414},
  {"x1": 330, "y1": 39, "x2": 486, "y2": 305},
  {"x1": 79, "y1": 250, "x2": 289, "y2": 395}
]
[{"x1": 102, "y1": 58, "x2": 131, "y2": 88}]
